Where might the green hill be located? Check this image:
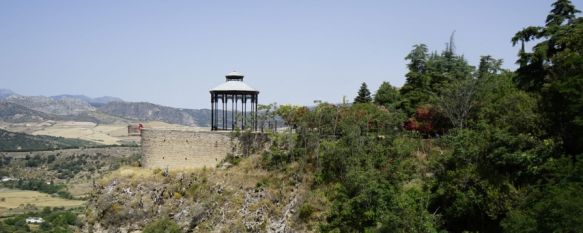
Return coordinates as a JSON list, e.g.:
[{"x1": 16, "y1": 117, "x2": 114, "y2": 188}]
[{"x1": 0, "y1": 129, "x2": 98, "y2": 151}]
